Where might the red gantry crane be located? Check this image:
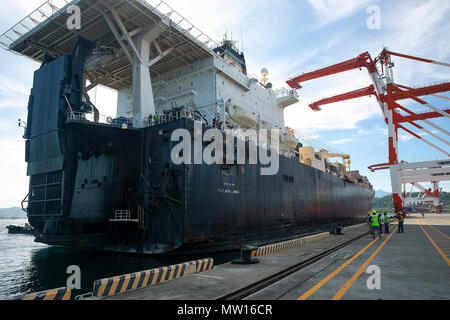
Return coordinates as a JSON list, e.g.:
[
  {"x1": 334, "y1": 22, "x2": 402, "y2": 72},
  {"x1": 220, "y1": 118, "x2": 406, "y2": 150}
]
[{"x1": 287, "y1": 48, "x2": 450, "y2": 214}]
